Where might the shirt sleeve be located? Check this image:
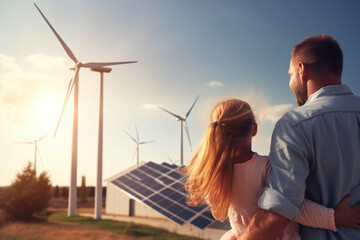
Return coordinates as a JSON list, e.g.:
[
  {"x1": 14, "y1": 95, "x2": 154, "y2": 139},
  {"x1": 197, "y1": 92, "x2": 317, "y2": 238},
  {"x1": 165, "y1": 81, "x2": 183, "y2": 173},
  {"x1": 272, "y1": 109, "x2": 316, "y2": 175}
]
[
  {"x1": 258, "y1": 119, "x2": 310, "y2": 221},
  {"x1": 295, "y1": 199, "x2": 337, "y2": 232}
]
